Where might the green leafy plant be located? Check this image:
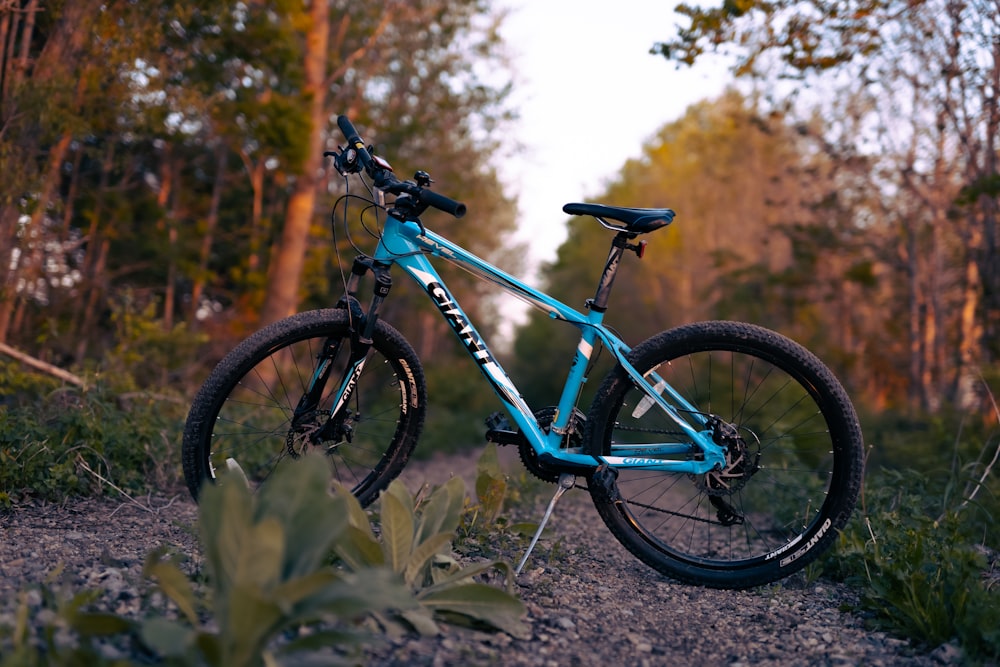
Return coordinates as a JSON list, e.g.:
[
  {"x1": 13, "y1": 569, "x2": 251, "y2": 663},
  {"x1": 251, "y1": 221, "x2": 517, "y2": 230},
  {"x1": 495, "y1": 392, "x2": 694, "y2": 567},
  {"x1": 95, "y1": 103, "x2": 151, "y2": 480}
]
[
  {"x1": 1, "y1": 452, "x2": 529, "y2": 664},
  {"x1": 0, "y1": 374, "x2": 187, "y2": 508},
  {"x1": 141, "y1": 453, "x2": 417, "y2": 666},
  {"x1": 0, "y1": 574, "x2": 133, "y2": 667},
  {"x1": 452, "y1": 444, "x2": 555, "y2": 570},
  {"x1": 334, "y1": 472, "x2": 529, "y2": 639}
]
